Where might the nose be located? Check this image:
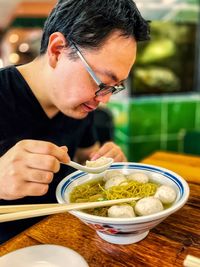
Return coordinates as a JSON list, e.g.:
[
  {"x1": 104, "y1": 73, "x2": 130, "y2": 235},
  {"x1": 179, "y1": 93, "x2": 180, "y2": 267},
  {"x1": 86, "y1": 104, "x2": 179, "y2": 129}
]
[{"x1": 94, "y1": 92, "x2": 112, "y2": 103}]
